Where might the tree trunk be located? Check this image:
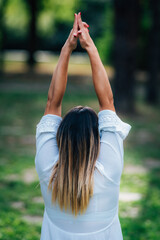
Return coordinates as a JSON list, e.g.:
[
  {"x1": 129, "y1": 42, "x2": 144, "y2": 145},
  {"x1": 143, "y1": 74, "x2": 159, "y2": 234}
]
[
  {"x1": 113, "y1": 0, "x2": 140, "y2": 112},
  {"x1": 27, "y1": 0, "x2": 37, "y2": 67},
  {"x1": 146, "y1": 0, "x2": 160, "y2": 104},
  {"x1": 0, "y1": 0, "x2": 7, "y2": 76}
]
